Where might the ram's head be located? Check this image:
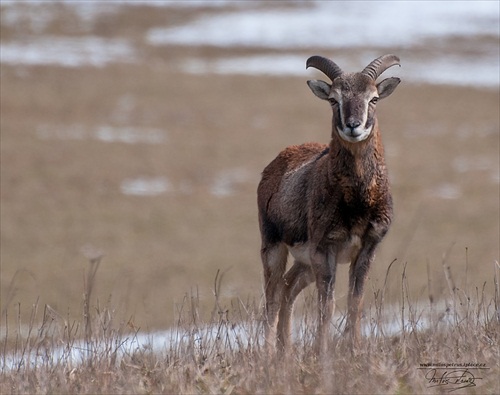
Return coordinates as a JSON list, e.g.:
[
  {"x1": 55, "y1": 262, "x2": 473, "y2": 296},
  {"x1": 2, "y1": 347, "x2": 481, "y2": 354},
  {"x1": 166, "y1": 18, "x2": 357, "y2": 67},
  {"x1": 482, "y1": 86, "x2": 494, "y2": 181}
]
[{"x1": 307, "y1": 54, "x2": 401, "y2": 143}]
